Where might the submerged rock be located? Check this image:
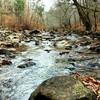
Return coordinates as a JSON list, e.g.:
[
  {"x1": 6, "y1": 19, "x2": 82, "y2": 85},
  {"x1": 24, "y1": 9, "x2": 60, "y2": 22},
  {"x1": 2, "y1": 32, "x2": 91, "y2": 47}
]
[
  {"x1": 17, "y1": 61, "x2": 36, "y2": 68},
  {"x1": 29, "y1": 75, "x2": 95, "y2": 100},
  {"x1": 44, "y1": 49, "x2": 51, "y2": 53},
  {"x1": 64, "y1": 66, "x2": 75, "y2": 71},
  {"x1": 22, "y1": 58, "x2": 33, "y2": 62}
]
